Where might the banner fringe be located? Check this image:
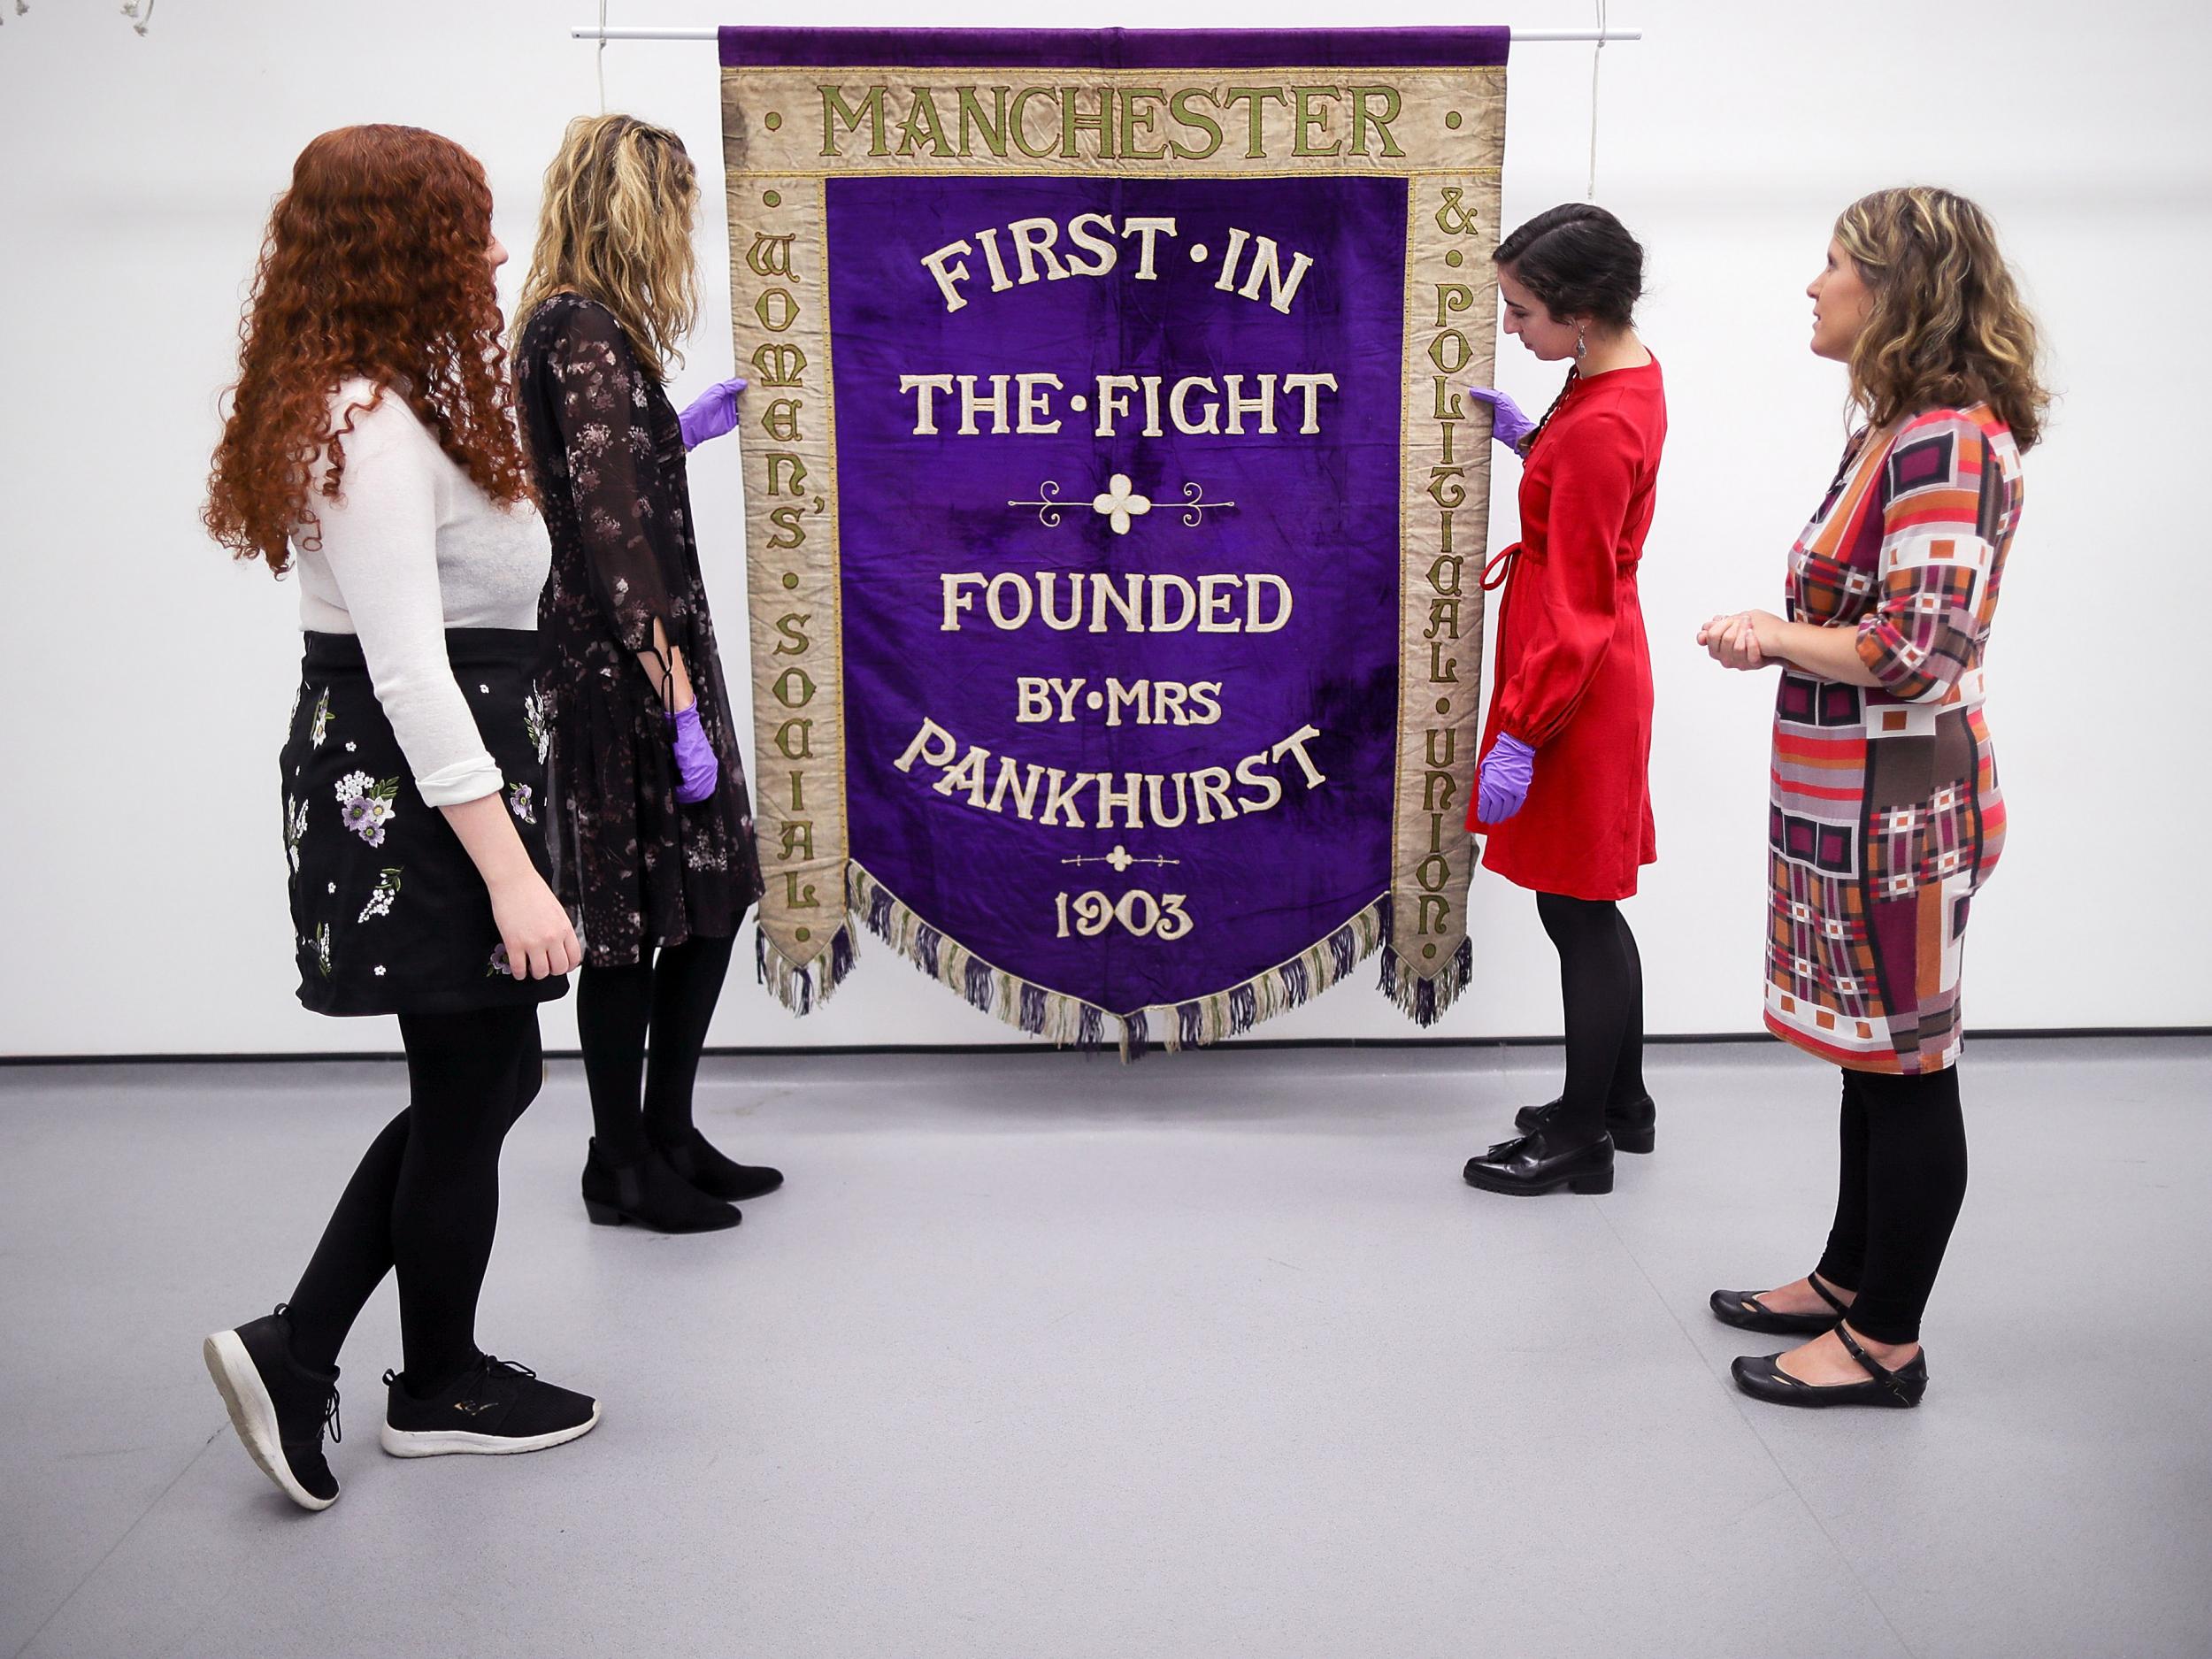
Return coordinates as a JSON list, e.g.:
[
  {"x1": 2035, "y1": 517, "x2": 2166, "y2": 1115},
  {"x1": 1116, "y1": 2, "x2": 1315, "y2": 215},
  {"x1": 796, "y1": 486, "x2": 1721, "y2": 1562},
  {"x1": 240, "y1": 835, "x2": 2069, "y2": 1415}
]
[
  {"x1": 849, "y1": 861, "x2": 1392, "y2": 1059},
  {"x1": 755, "y1": 914, "x2": 860, "y2": 1016},
  {"x1": 1375, "y1": 894, "x2": 1476, "y2": 1026}
]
